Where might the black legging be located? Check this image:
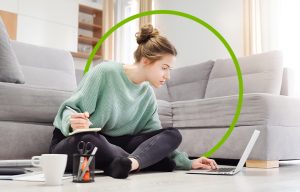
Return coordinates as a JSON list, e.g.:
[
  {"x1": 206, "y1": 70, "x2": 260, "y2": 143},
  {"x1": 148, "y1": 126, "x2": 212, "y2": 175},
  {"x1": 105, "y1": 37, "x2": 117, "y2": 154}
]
[{"x1": 49, "y1": 127, "x2": 182, "y2": 173}]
